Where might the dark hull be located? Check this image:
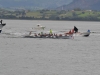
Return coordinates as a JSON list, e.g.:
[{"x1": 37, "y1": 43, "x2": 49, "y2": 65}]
[
  {"x1": 0, "y1": 23, "x2": 6, "y2": 26},
  {"x1": 24, "y1": 35, "x2": 72, "y2": 39}
]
